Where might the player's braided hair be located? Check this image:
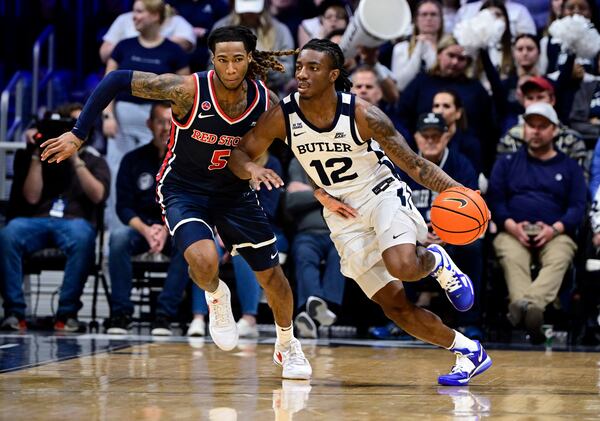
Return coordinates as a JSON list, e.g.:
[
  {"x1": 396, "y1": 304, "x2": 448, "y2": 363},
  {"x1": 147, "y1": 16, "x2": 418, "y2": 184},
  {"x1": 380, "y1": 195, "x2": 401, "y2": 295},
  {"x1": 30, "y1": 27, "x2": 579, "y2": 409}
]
[
  {"x1": 301, "y1": 38, "x2": 353, "y2": 92},
  {"x1": 207, "y1": 26, "x2": 297, "y2": 82}
]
